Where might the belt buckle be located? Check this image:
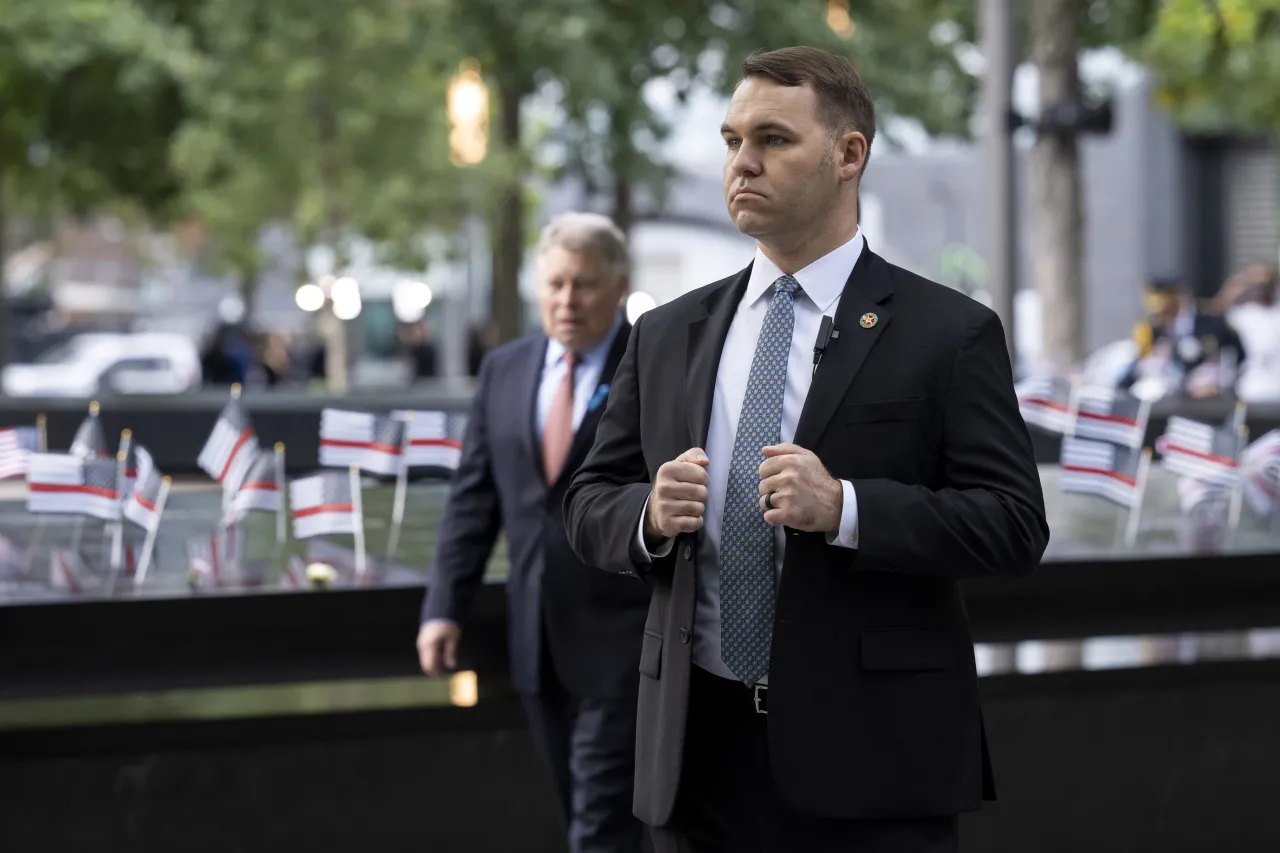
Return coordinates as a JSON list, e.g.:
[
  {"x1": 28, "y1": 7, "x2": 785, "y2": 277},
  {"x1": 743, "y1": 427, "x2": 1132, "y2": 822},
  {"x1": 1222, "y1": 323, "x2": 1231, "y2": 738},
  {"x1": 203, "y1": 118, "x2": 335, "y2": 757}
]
[{"x1": 752, "y1": 684, "x2": 768, "y2": 715}]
